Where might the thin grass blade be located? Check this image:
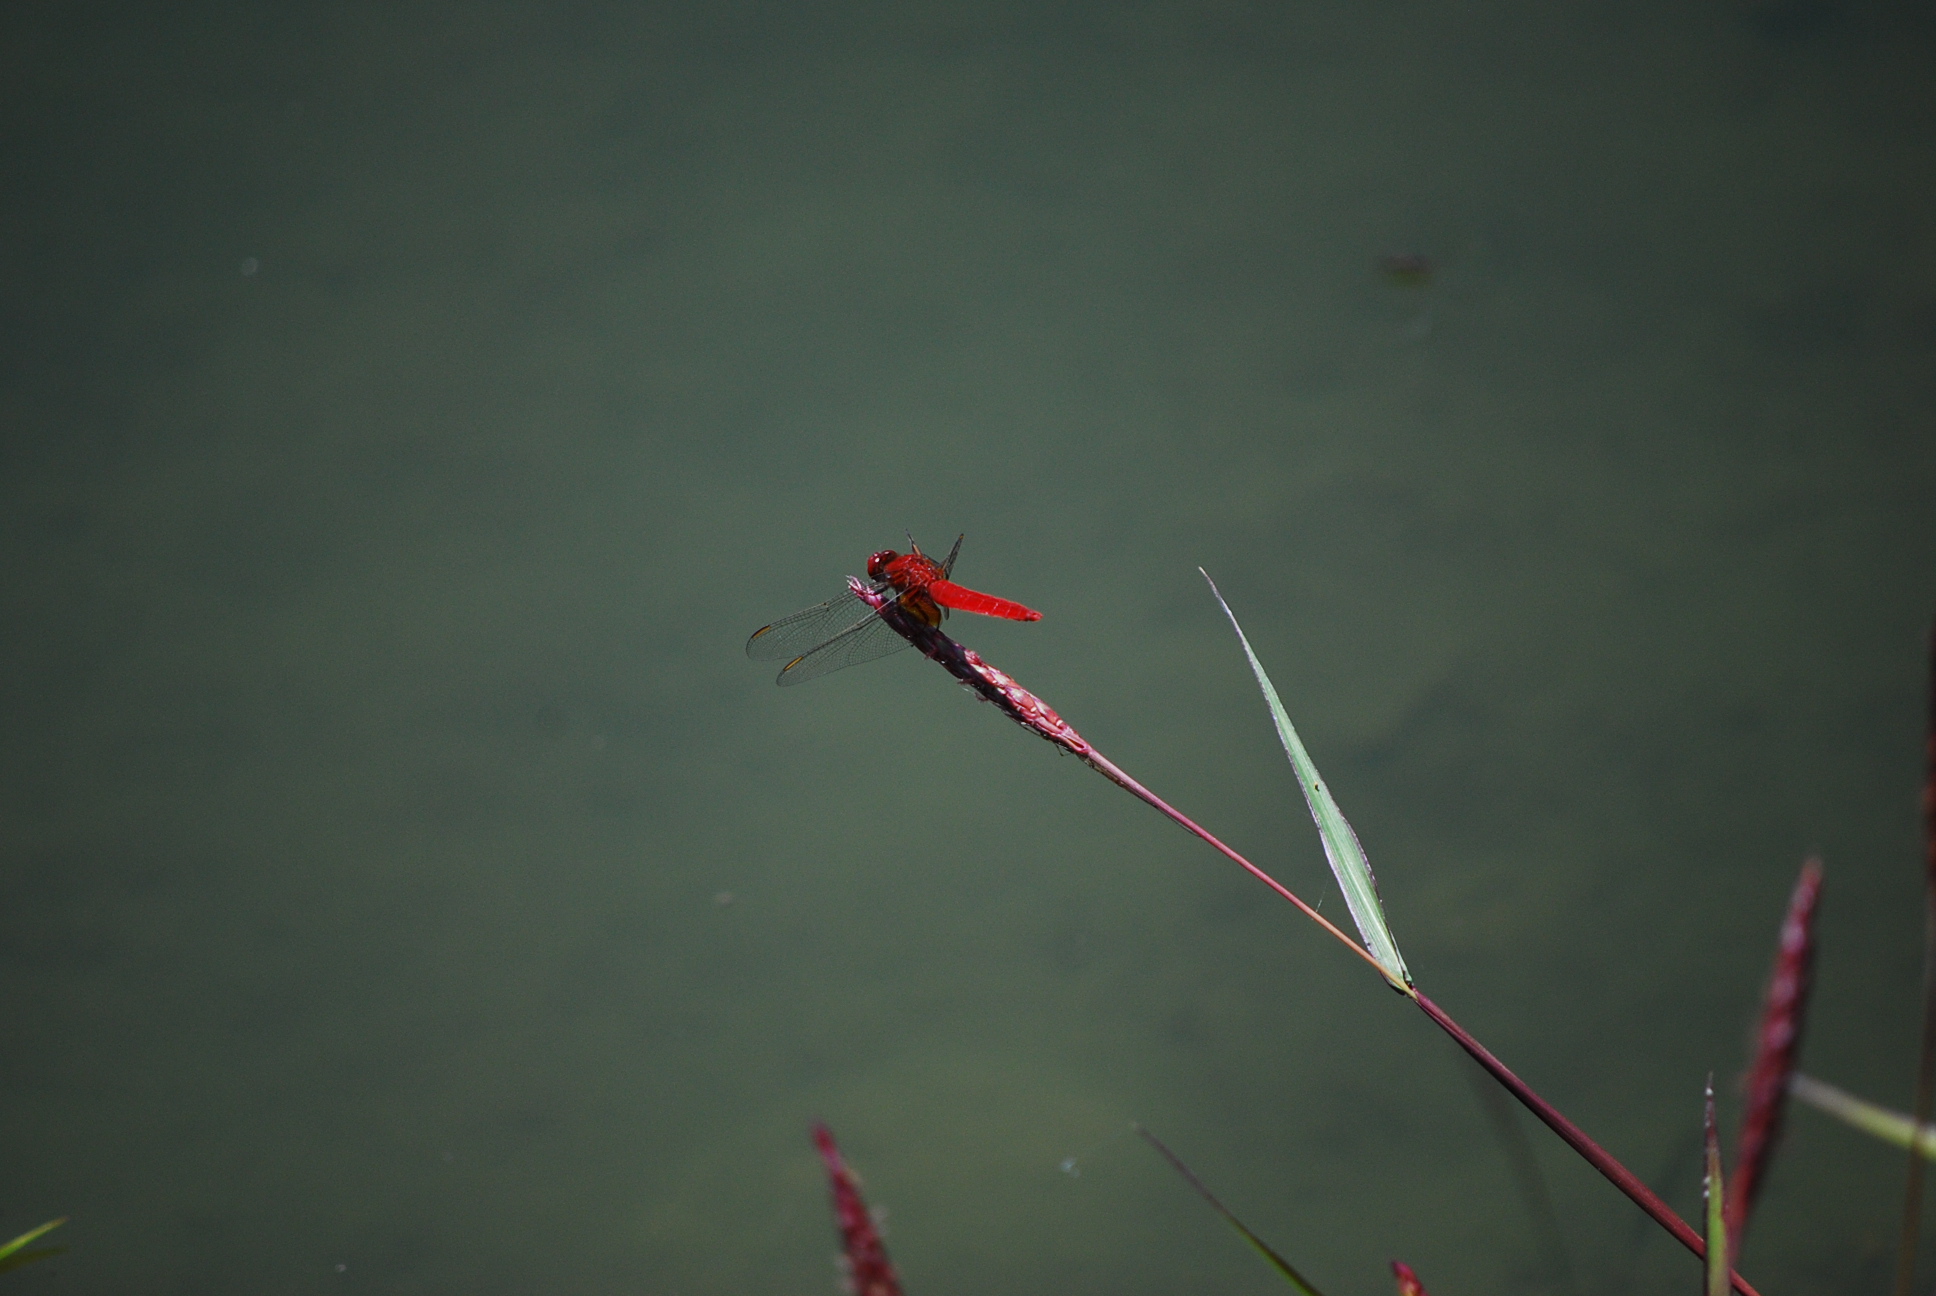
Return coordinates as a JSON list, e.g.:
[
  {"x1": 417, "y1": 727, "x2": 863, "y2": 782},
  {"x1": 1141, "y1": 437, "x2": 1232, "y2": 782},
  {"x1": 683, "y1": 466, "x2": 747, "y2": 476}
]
[
  {"x1": 1134, "y1": 1124, "x2": 1328, "y2": 1296},
  {"x1": 1201, "y1": 571, "x2": 1410, "y2": 989},
  {"x1": 0, "y1": 1217, "x2": 66, "y2": 1275},
  {"x1": 0, "y1": 1219, "x2": 63, "y2": 1266},
  {"x1": 1895, "y1": 621, "x2": 1936, "y2": 1296},
  {"x1": 1791, "y1": 1074, "x2": 1936, "y2": 1158},
  {"x1": 0, "y1": 1246, "x2": 65, "y2": 1276},
  {"x1": 1705, "y1": 1079, "x2": 1729, "y2": 1296}
]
